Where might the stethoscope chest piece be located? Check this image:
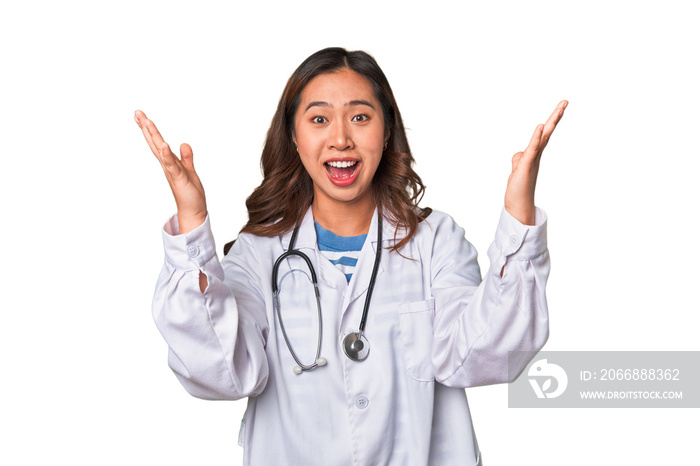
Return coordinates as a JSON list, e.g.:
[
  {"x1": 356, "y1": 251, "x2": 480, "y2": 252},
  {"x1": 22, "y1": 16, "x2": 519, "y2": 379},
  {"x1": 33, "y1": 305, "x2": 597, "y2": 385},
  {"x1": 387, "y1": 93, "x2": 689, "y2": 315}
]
[{"x1": 343, "y1": 332, "x2": 370, "y2": 361}]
